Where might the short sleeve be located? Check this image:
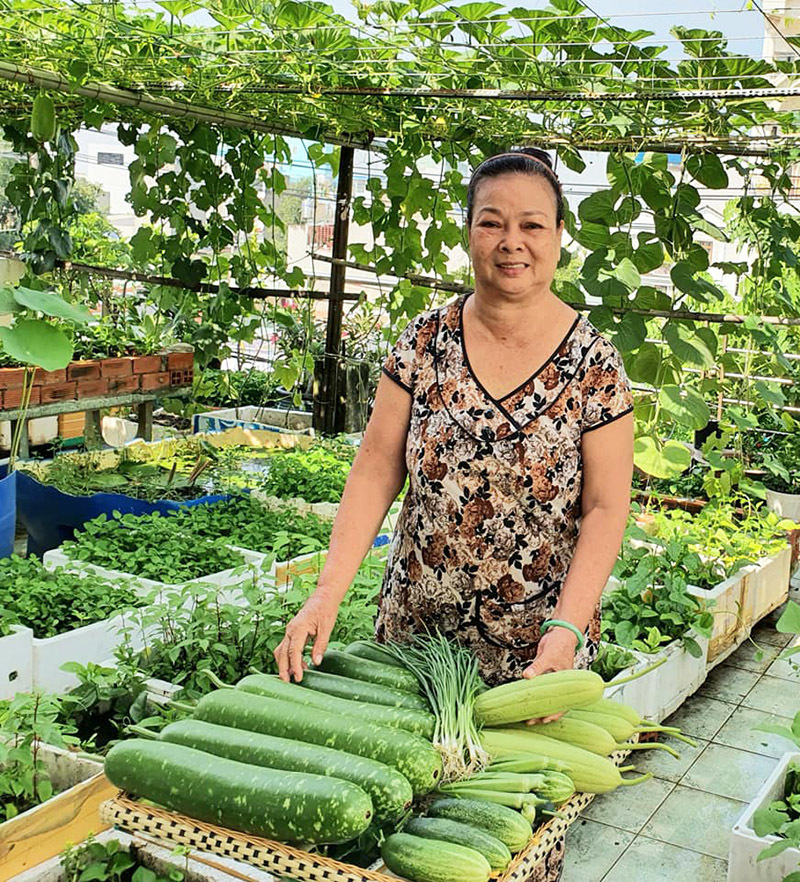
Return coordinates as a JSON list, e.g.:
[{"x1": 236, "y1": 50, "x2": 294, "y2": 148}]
[
  {"x1": 581, "y1": 337, "x2": 634, "y2": 433},
  {"x1": 382, "y1": 313, "x2": 429, "y2": 395}
]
